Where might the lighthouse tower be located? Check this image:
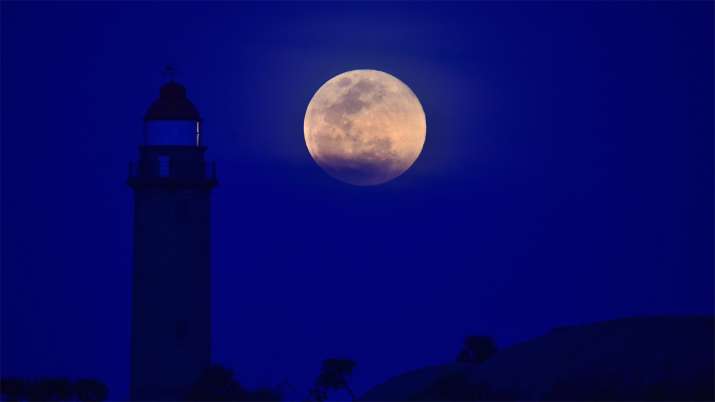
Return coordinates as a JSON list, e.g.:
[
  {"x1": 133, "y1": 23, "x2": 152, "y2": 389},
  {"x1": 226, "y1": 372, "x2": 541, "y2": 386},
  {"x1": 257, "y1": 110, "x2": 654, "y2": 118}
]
[{"x1": 128, "y1": 78, "x2": 217, "y2": 401}]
